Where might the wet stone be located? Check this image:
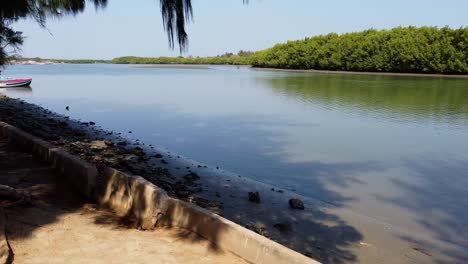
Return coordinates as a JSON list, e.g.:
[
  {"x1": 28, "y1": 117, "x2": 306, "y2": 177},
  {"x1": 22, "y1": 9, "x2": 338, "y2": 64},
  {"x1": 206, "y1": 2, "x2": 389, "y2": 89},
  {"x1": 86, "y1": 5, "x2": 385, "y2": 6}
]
[
  {"x1": 245, "y1": 223, "x2": 268, "y2": 237},
  {"x1": 289, "y1": 198, "x2": 305, "y2": 210},
  {"x1": 248, "y1": 192, "x2": 261, "y2": 203},
  {"x1": 117, "y1": 141, "x2": 127, "y2": 146},
  {"x1": 273, "y1": 222, "x2": 293, "y2": 232}
]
